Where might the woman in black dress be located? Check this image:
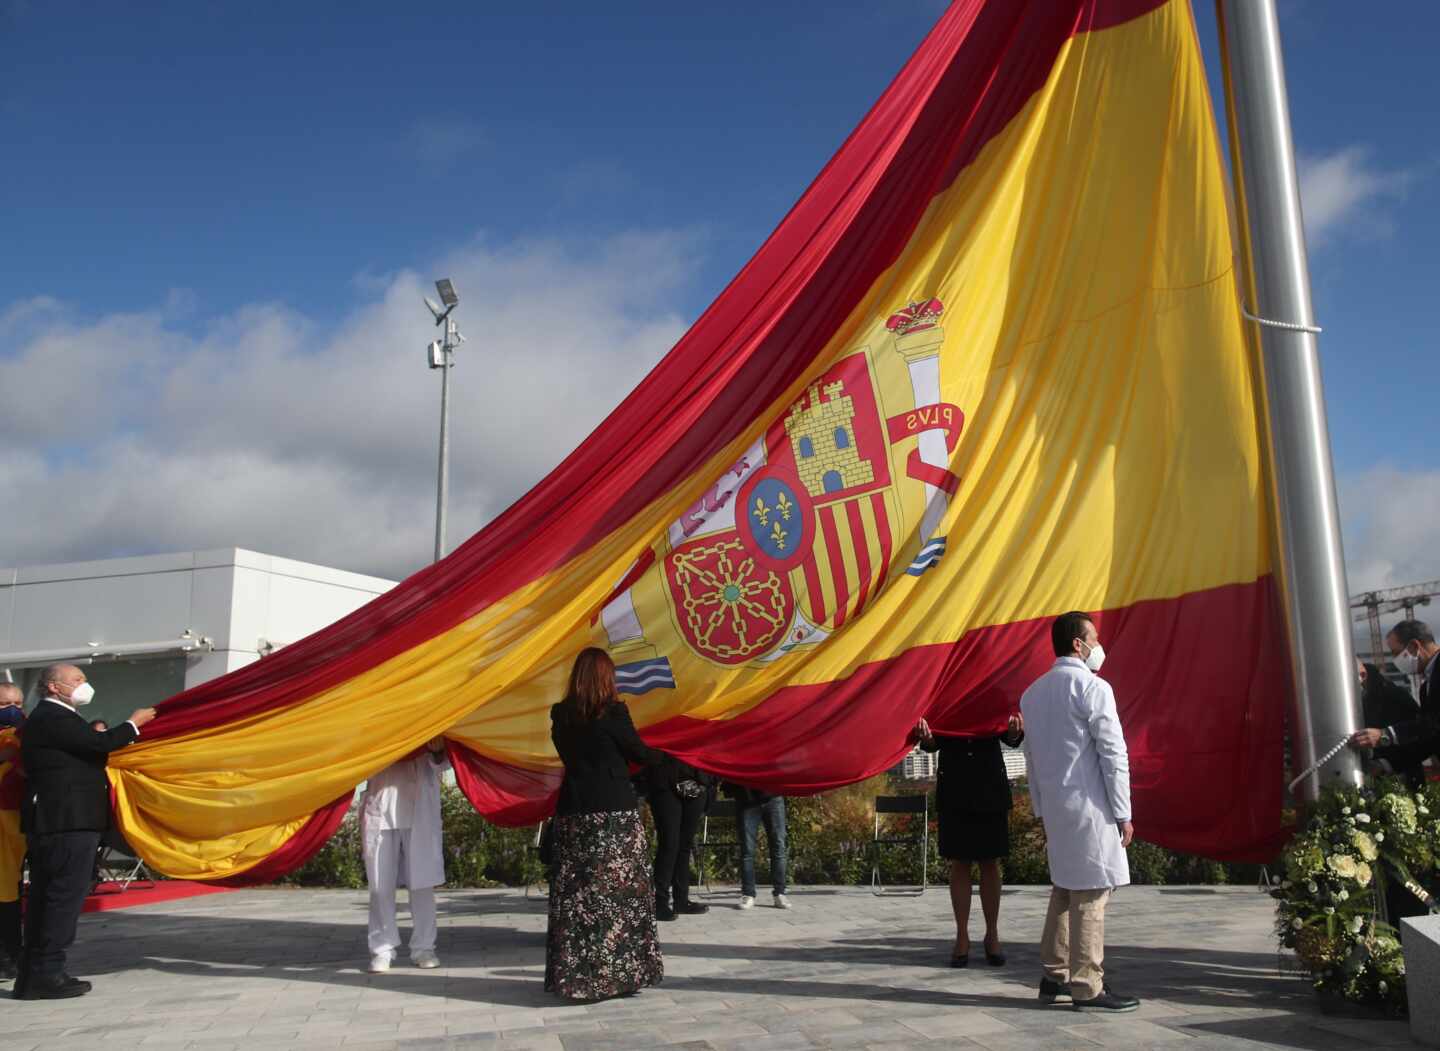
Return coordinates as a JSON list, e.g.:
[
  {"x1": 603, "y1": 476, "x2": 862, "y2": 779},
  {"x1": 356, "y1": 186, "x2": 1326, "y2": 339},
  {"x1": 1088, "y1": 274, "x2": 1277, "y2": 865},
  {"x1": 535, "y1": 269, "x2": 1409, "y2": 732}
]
[
  {"x1": 914, "y1": 713, "x2": 1024, "y2": 967},
  {"x1": 546, "y1": 647, "x2": 669, "y2": 1001}
]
